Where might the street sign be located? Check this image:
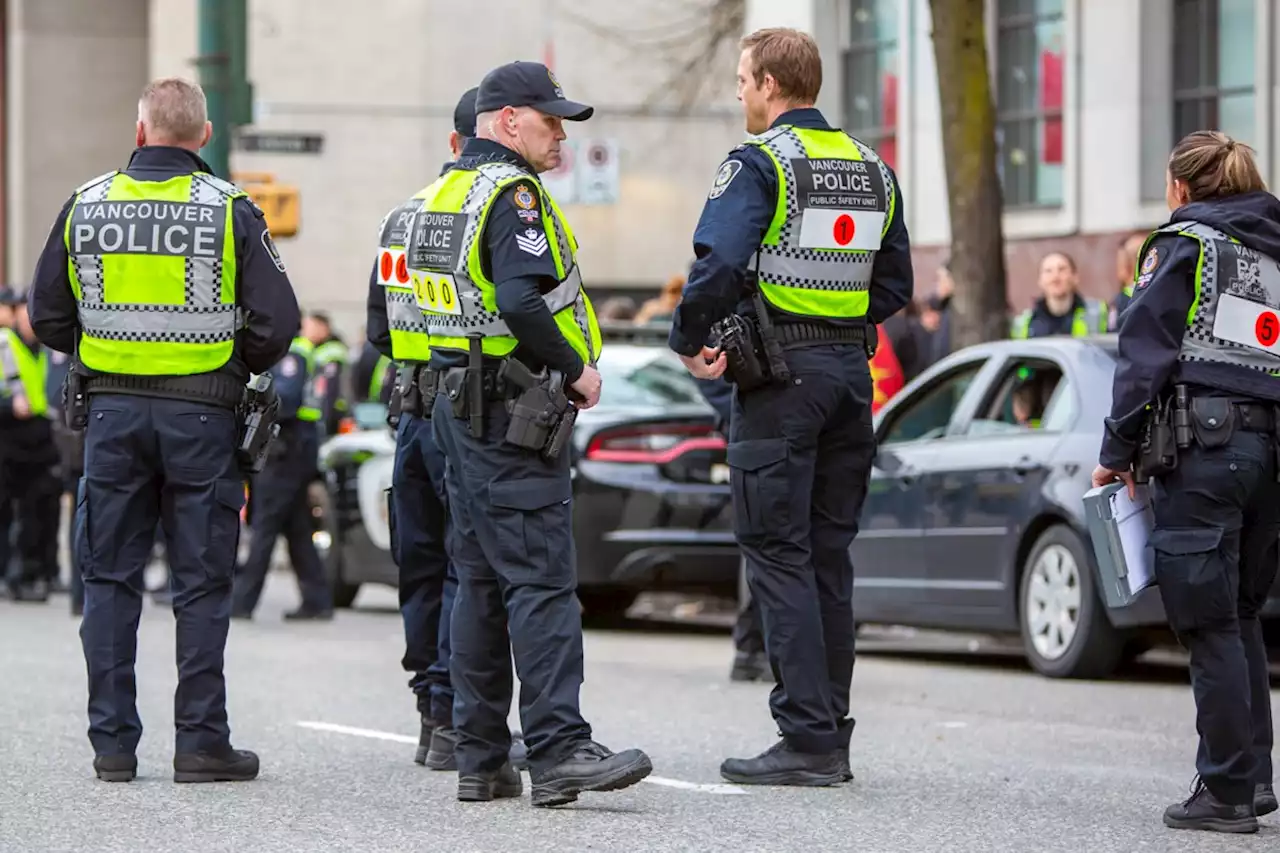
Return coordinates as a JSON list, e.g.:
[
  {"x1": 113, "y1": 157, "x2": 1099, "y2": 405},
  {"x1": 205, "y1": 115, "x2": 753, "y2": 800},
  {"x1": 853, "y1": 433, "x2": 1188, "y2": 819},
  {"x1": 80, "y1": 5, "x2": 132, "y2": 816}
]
[
  {"x1": 234, "y1": 132, "x2": 324, "y2": 154},
  {"x1": 577, "y1": 138, "x2": 620, "y2": 205}
]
